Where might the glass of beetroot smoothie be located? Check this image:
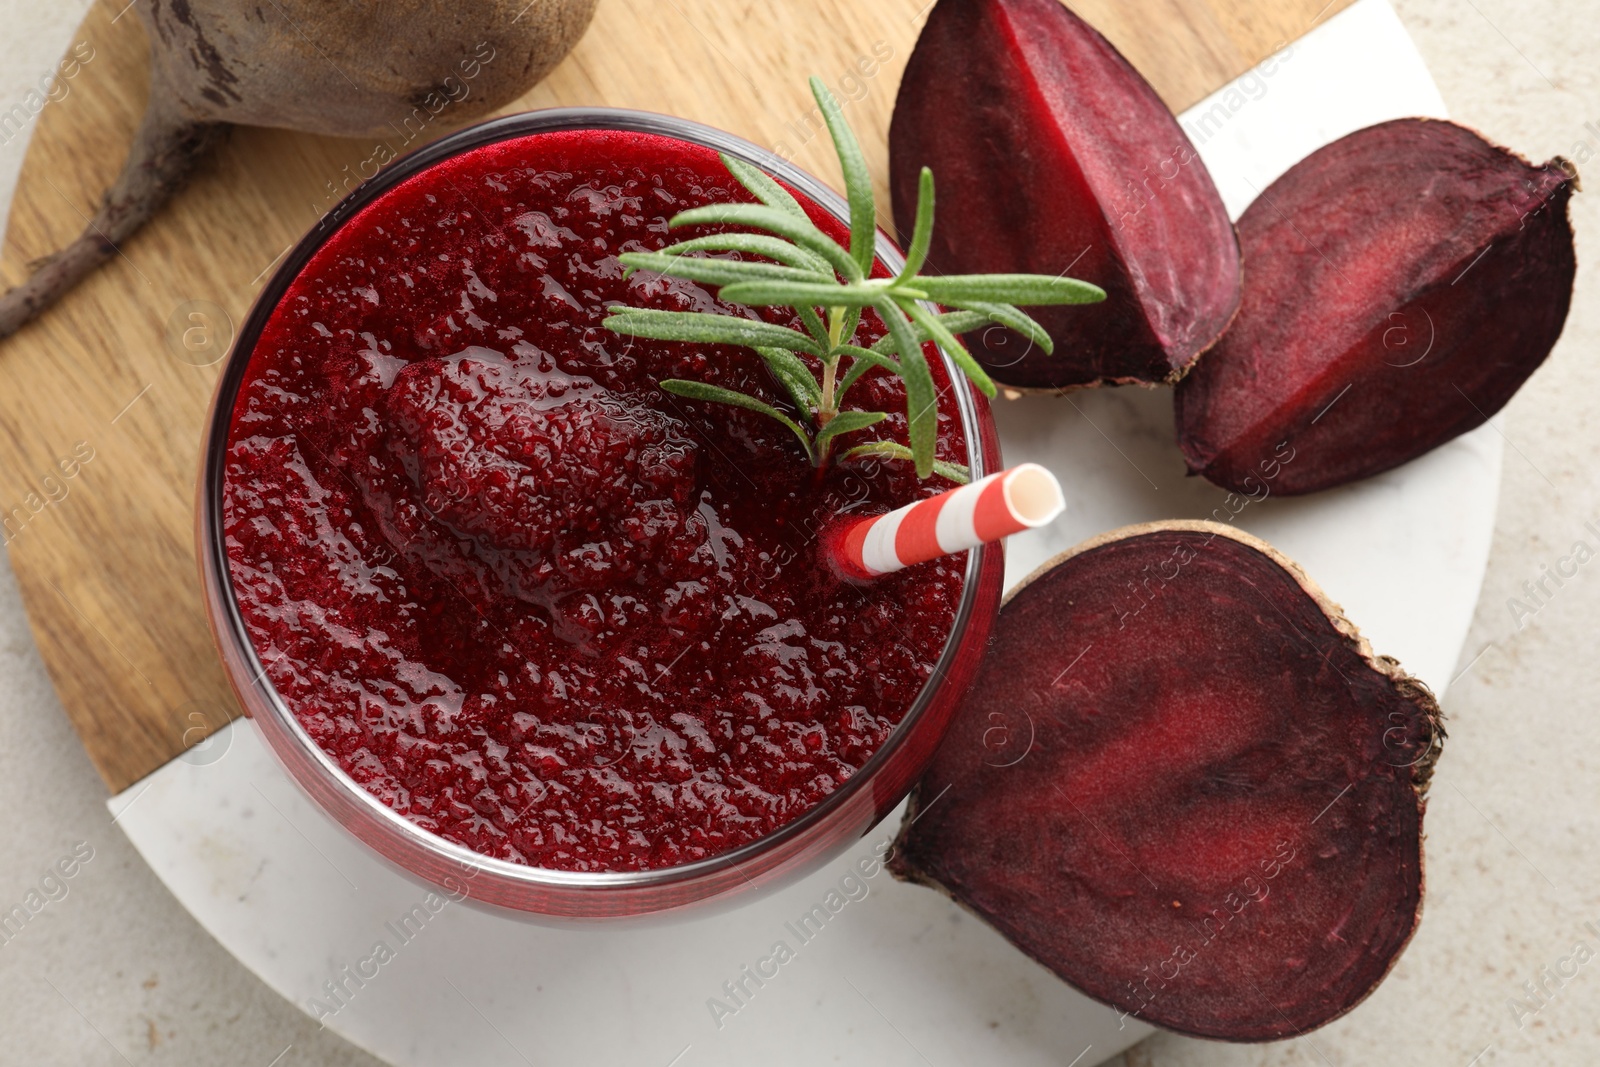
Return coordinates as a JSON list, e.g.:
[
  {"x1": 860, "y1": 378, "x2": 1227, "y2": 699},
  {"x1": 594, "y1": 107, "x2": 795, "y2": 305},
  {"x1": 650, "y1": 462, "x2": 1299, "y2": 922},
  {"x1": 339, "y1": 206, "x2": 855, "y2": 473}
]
[{"x1": 198, "y1": 108, "x2": 1004, "y2": 919}]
